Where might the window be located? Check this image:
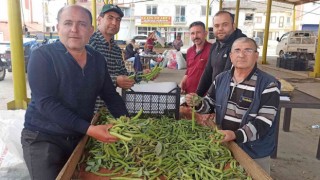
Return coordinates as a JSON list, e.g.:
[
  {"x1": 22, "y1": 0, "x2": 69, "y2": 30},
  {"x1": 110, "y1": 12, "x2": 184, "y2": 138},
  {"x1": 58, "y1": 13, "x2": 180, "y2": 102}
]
[
  {"x1": 279, "y1": 16, "x2": 284, "y2": 28},
  {"x1": 121, "y1": 8, "x2": 131, "y2": 17},
  {"x1": 245, "y1": 13, "x2": 253, "y2": 21},
  {"x1": 271, "y1": 16, "x2": 276, "y2": 23},
  {"x1": 208, "y1": 27, "x2": 214, "y2": 39},
  {"x1": 279, "y1": 32, "x2": 289, "y2": 42},
  {"x1": 147, "y1": 5, "x2": 157, "y2": 15},
  {"x1": 201, "y1": 6, "x2": 211, "y2": 16},
  {"x1": 175, "y1": 6, "x2": 186, "y2": 22},
  {"x1": 255, "y1": 16, "x2": 262, "y2": 23},
  {"x1": 174, "y1": 6, "x2": 186, "y2": 22},
  {"x1": 137, "y1": 27, "x2": 157, "y2": 36},
  {"x1": 286, "y1": 17, "x2": 291, "y2": 24},
  {"x1": 137, "y1": 27, "x2": 148, "y2": 35}
]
